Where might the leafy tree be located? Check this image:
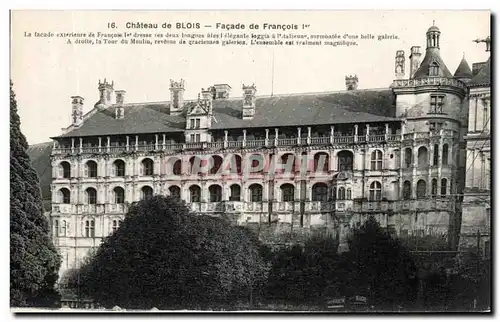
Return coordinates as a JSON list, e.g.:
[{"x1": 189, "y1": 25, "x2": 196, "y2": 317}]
[
  {"x1": 343, "y1": 216, "x2": 418, "y2": 309},
  {"x1": 10, "y1": 81, "x2": 61, "y2": 307},
  {"x1": 79, "y1": 195, "x2": 267, "y2": 310}
]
